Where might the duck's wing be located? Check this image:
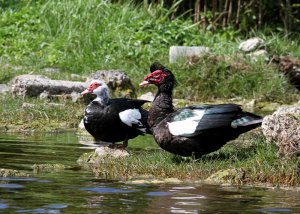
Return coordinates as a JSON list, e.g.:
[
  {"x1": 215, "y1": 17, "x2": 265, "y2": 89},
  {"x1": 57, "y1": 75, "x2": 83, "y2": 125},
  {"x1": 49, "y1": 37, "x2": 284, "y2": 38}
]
[
  {"x1": 109, "y1": 98, "x2": 150, "y2": 134},
  {"x1": 166, "y1": 104, "x2": 259, "y2": 137}
]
